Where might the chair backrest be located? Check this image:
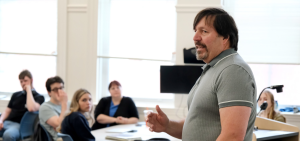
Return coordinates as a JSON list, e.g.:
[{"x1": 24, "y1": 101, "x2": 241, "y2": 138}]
[
  {"x1": 39, "y1": 123, "x2": 53, "y2": 141},
  {"x1": 39, "y1": 124, "x2": 73, "y2": 141},
  {"x1": 19, "y1": 111, "x2": 39, "y2": 139},
  {"x1": 58, "y1": 133, "x2": 74, "y2": 141}
]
